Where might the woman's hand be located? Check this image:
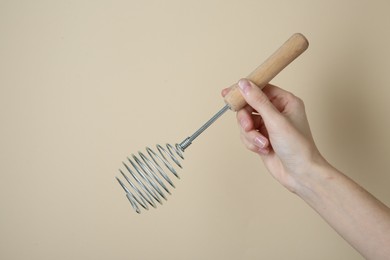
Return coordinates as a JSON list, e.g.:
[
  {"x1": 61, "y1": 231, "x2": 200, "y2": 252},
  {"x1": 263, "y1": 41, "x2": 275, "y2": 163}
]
[
  {"x1": 222, "y1": 79, "x2": 325, "y2": 193},
  {"x1": 223, "y1": 79, "x2": 390, "y2": 259}
]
